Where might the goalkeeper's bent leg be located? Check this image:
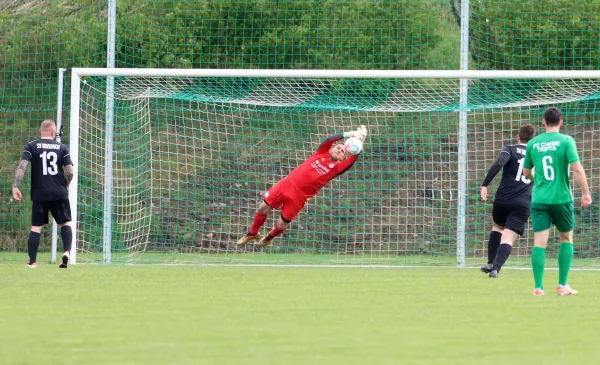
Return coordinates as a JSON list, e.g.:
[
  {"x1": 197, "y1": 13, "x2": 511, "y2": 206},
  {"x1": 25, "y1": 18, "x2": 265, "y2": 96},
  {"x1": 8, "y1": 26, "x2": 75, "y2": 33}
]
[
  {"x1": 267, "y1": 226, "x2": 286, "y2": 239},
  {"x1": 249, "y1": 213, "x2": 268, "y2": 236},
  {"x1": 248, "y1": 201, "x2": 273, "y2": 235},
  {"x1": 257, "y1": 219, "x2": 288, "y2": 247}
]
